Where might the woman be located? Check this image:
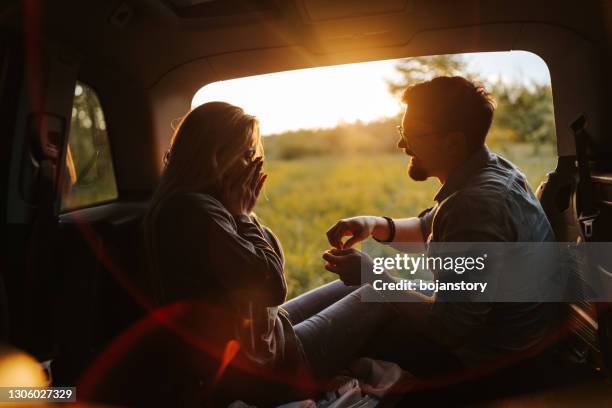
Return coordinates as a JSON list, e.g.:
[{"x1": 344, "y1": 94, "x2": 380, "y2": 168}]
[{"x1": 144, "y1": 102, "x2": 394, "y2": 405}]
